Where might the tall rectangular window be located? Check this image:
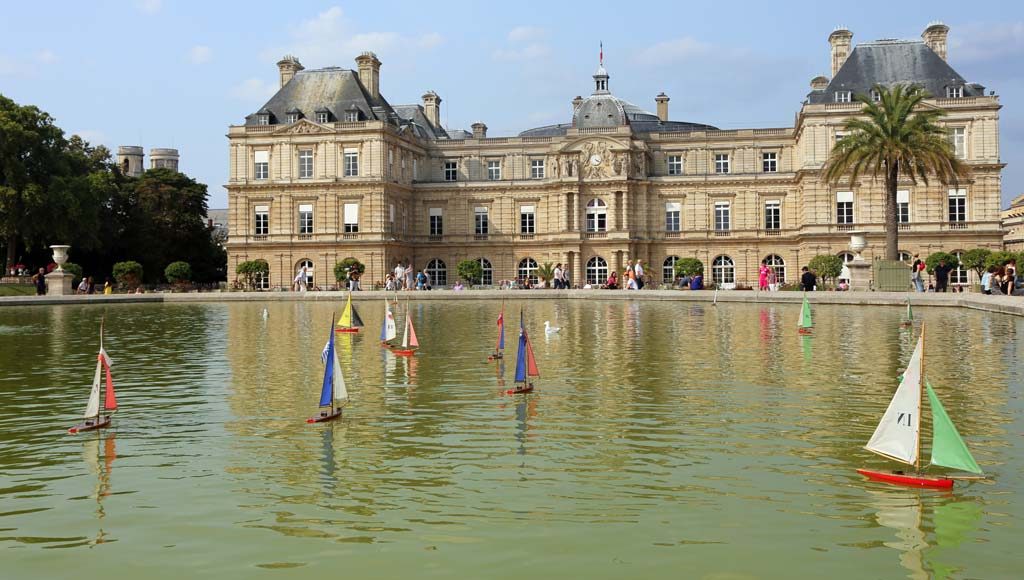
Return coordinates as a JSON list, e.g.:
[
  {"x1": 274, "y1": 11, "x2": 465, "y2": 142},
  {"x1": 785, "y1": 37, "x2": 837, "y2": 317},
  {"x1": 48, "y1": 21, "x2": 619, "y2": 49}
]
[
  {"x1": 714, "y1": 154, "x2": 730, "y2": 174},
  {"x1": 762, "y1": 152, "x2": 777, "y2": 173},
  {"x1": 444, "y1": 161, "x2": 458, "y2": 182},
  {"x1": 897, "y1": 190, "x2": 910, "y2": 223},
  {"x1": 835, "y1": 91, "x2": 852, "y2": 103},
  {"x1": 343, "y1": 203, "x2": 359, "y2": 233},
  {"x1": 316, "y1": 111, "x2": 329, "y2": 124},
  {"x1": 764, "y1": 200, "x2": 781, "y2": 230},
  {"x1": 714, "y1": 202, "x2": 731, "y2": 231},
  {"x1": 665, "y1": 202, "x2": 681, "y2": 232},
  {"x1": 487, "y1": 160, "x2": 501, "y2": 181},
  {"x1": 836, "y1": 191, "x2": 854, "y2": 224},
  {"x1": 298, "y1": 149, "x2": 313, "y2": 179},
  {"x1": 343, "y1": 149, "x2": 358, "y2": 177},
  {"x1": 948, "y1": 188, "x2": 967, "y2": 222},
  {"x1": 474, "y1": 207, "x2": 489, "y2": 235},
  {"x1": 254, "y1": 150, "x2": 269, "y2": 180},
  {"x1": 520, "y1": 205, "x2": 535, "y2": 234},
  {"x1": 946, "y1": 86, "x2": 963, "y2": 99},
  {"x1": 298, "y1": 203, "x2": 313, "y2": 234},
  {"x1": 389, "y1": 203, "x2": 395, "y2": 229},
  {"x1": 429, "y1": 207, "x2": 443, "y2": 236},
  {"x1": 950, "y1": 127, "x2": 966, "y2": 159},
  {"x1": 254, "y1": 205, "x2": 269, "y2": 236},
  {"x1": 413, "y1": 158, "x2": 418, "y2": 181},
  {"x1": 388, "y1": 149, "x2": 394, "y2": 177},
  {"x1": 667, "y1": 155, "x2": 683, "y2": 176},
  {"x1": 531, "y1": 159, "x2": 545, "y2": 179}
]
